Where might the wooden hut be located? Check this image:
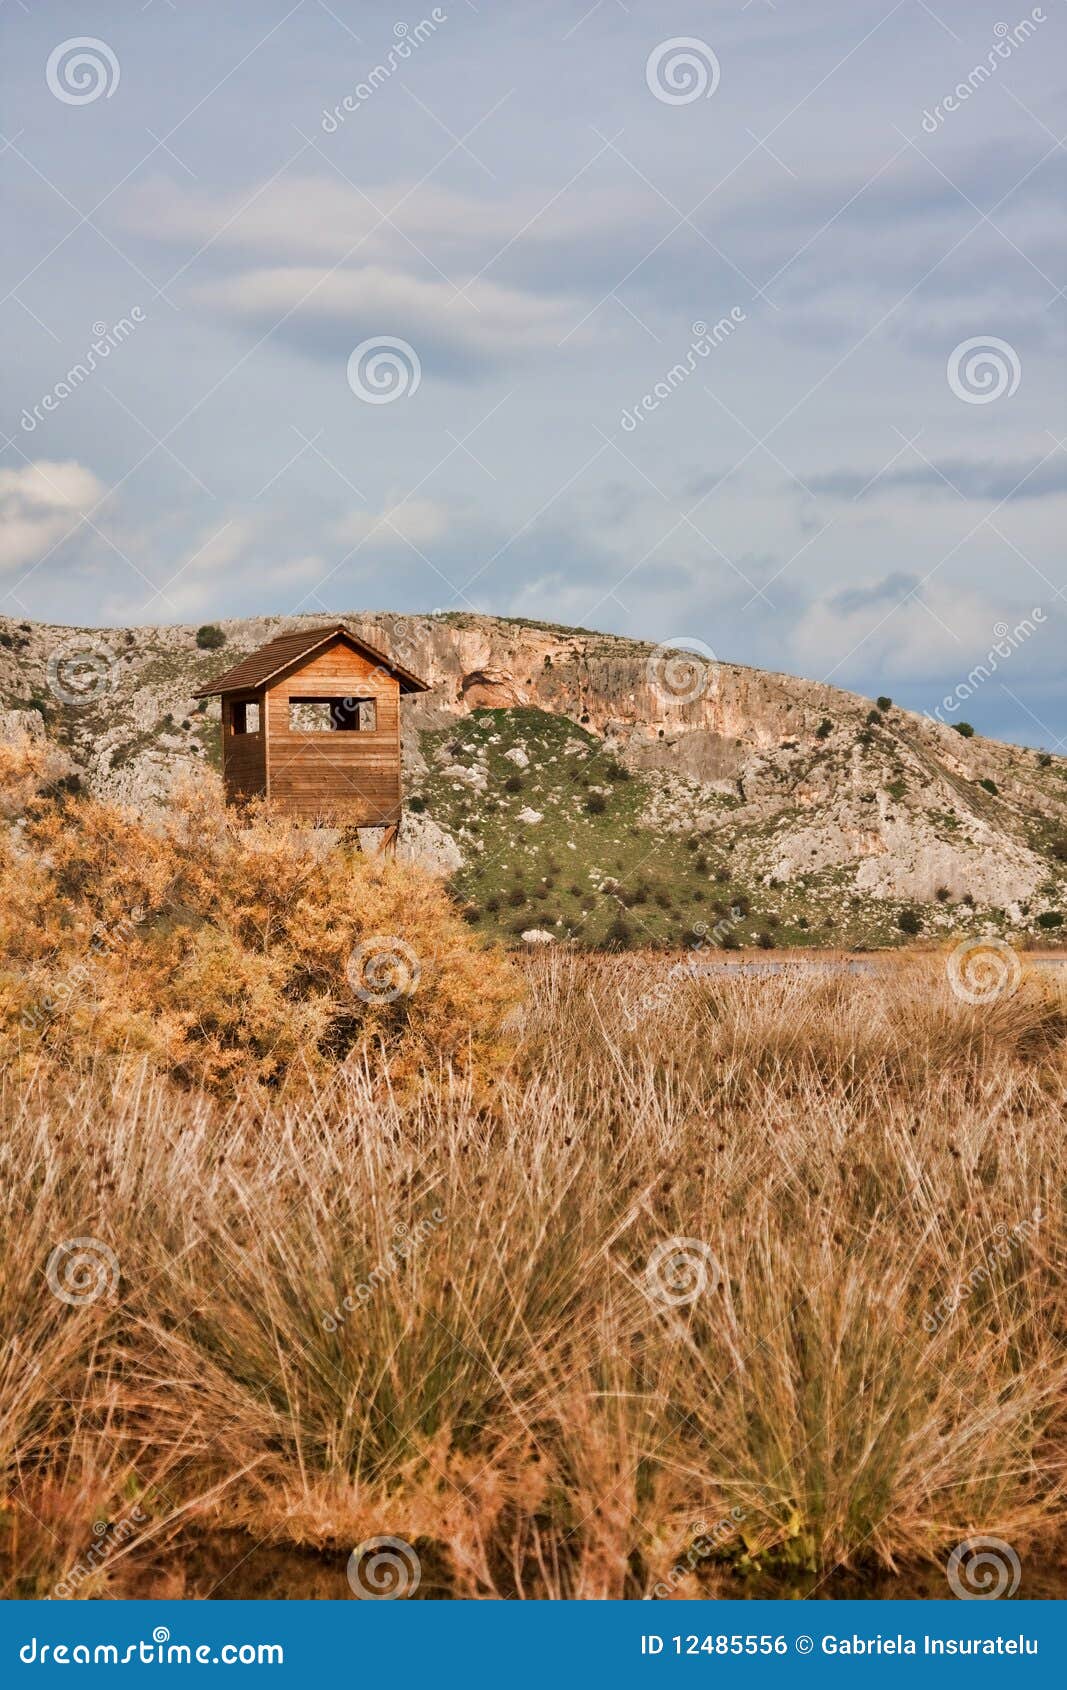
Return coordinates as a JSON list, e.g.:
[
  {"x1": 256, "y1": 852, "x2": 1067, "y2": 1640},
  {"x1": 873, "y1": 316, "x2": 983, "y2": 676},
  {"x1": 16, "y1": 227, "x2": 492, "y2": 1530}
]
[{"x1": 194, "y1": 623, "x2": 429, "y2": 830}]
